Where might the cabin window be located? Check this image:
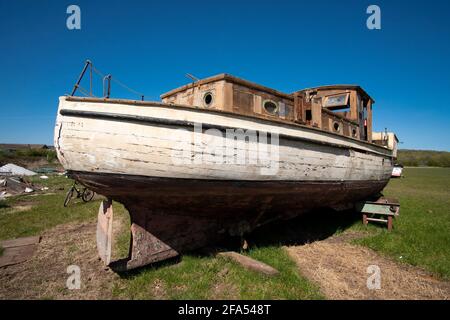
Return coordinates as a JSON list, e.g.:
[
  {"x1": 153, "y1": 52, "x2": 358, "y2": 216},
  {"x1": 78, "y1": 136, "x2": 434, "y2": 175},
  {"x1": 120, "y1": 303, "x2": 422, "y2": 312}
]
[
  {"x1": 263, "y1": 100, "x2": 278, "y2": 115},
  {"x1": 333, "y1": 121, "x2": 340, "y2": 132},
  {"x1": 203, "y1": 92, "x2": 214, "y2": 107},
  {"x1": 306, "y1": 110, "x2": 312, "y2": 121},
  {"x1": 324, "y1": 93, "x2": 350, "y2": 109}
]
